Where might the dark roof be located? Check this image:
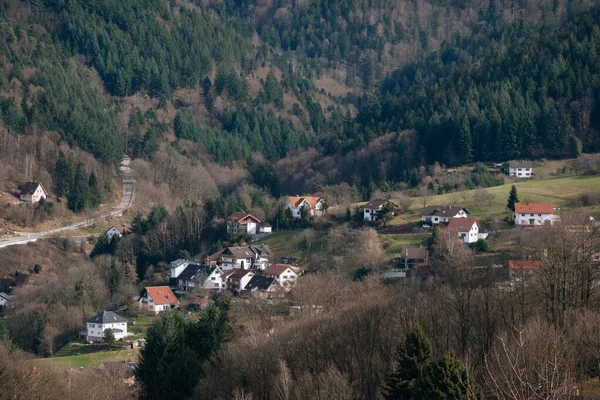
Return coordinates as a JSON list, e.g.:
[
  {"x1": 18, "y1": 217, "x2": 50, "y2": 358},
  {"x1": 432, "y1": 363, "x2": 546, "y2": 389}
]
[
  {"x1": 250, "y1": 245, "x2": 274, "y2": 258},
  {"x1": 87, "y1": 311, "x2": 128, "y2": 324},
  {"x1": 227, "y1": 269, "x2": 254, "y2": 281},
  {"x1": 509, "y1": 160, "x2": 533, "y2": 169},
  {"x1": 260, "y1": 222, "x2": 272, "y2": 227},
  {"x1": 447, "y1": 218, "x2": 479, "y2": 231},
  {"x1": 401, "y1": 246, "x2": 429, "y2": 260},
  {"x1": 422, "y1": 205, "x2": 468, "y2": 217},
  {"x1": 224, "y1": 245, "x2": 274, "y2": 260},
  {"x1": 363, "y1": 199, "x2": 389, "y2": 209},
  {"x1": 245, "y1": 275, "x2": 276, "y2": 291},
  {"x1": 19, "y1": 181, "x2": 46, "y2": 196},
  {"x1": 178, "y1": 264, "x2": 215, "y2": 281}
]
